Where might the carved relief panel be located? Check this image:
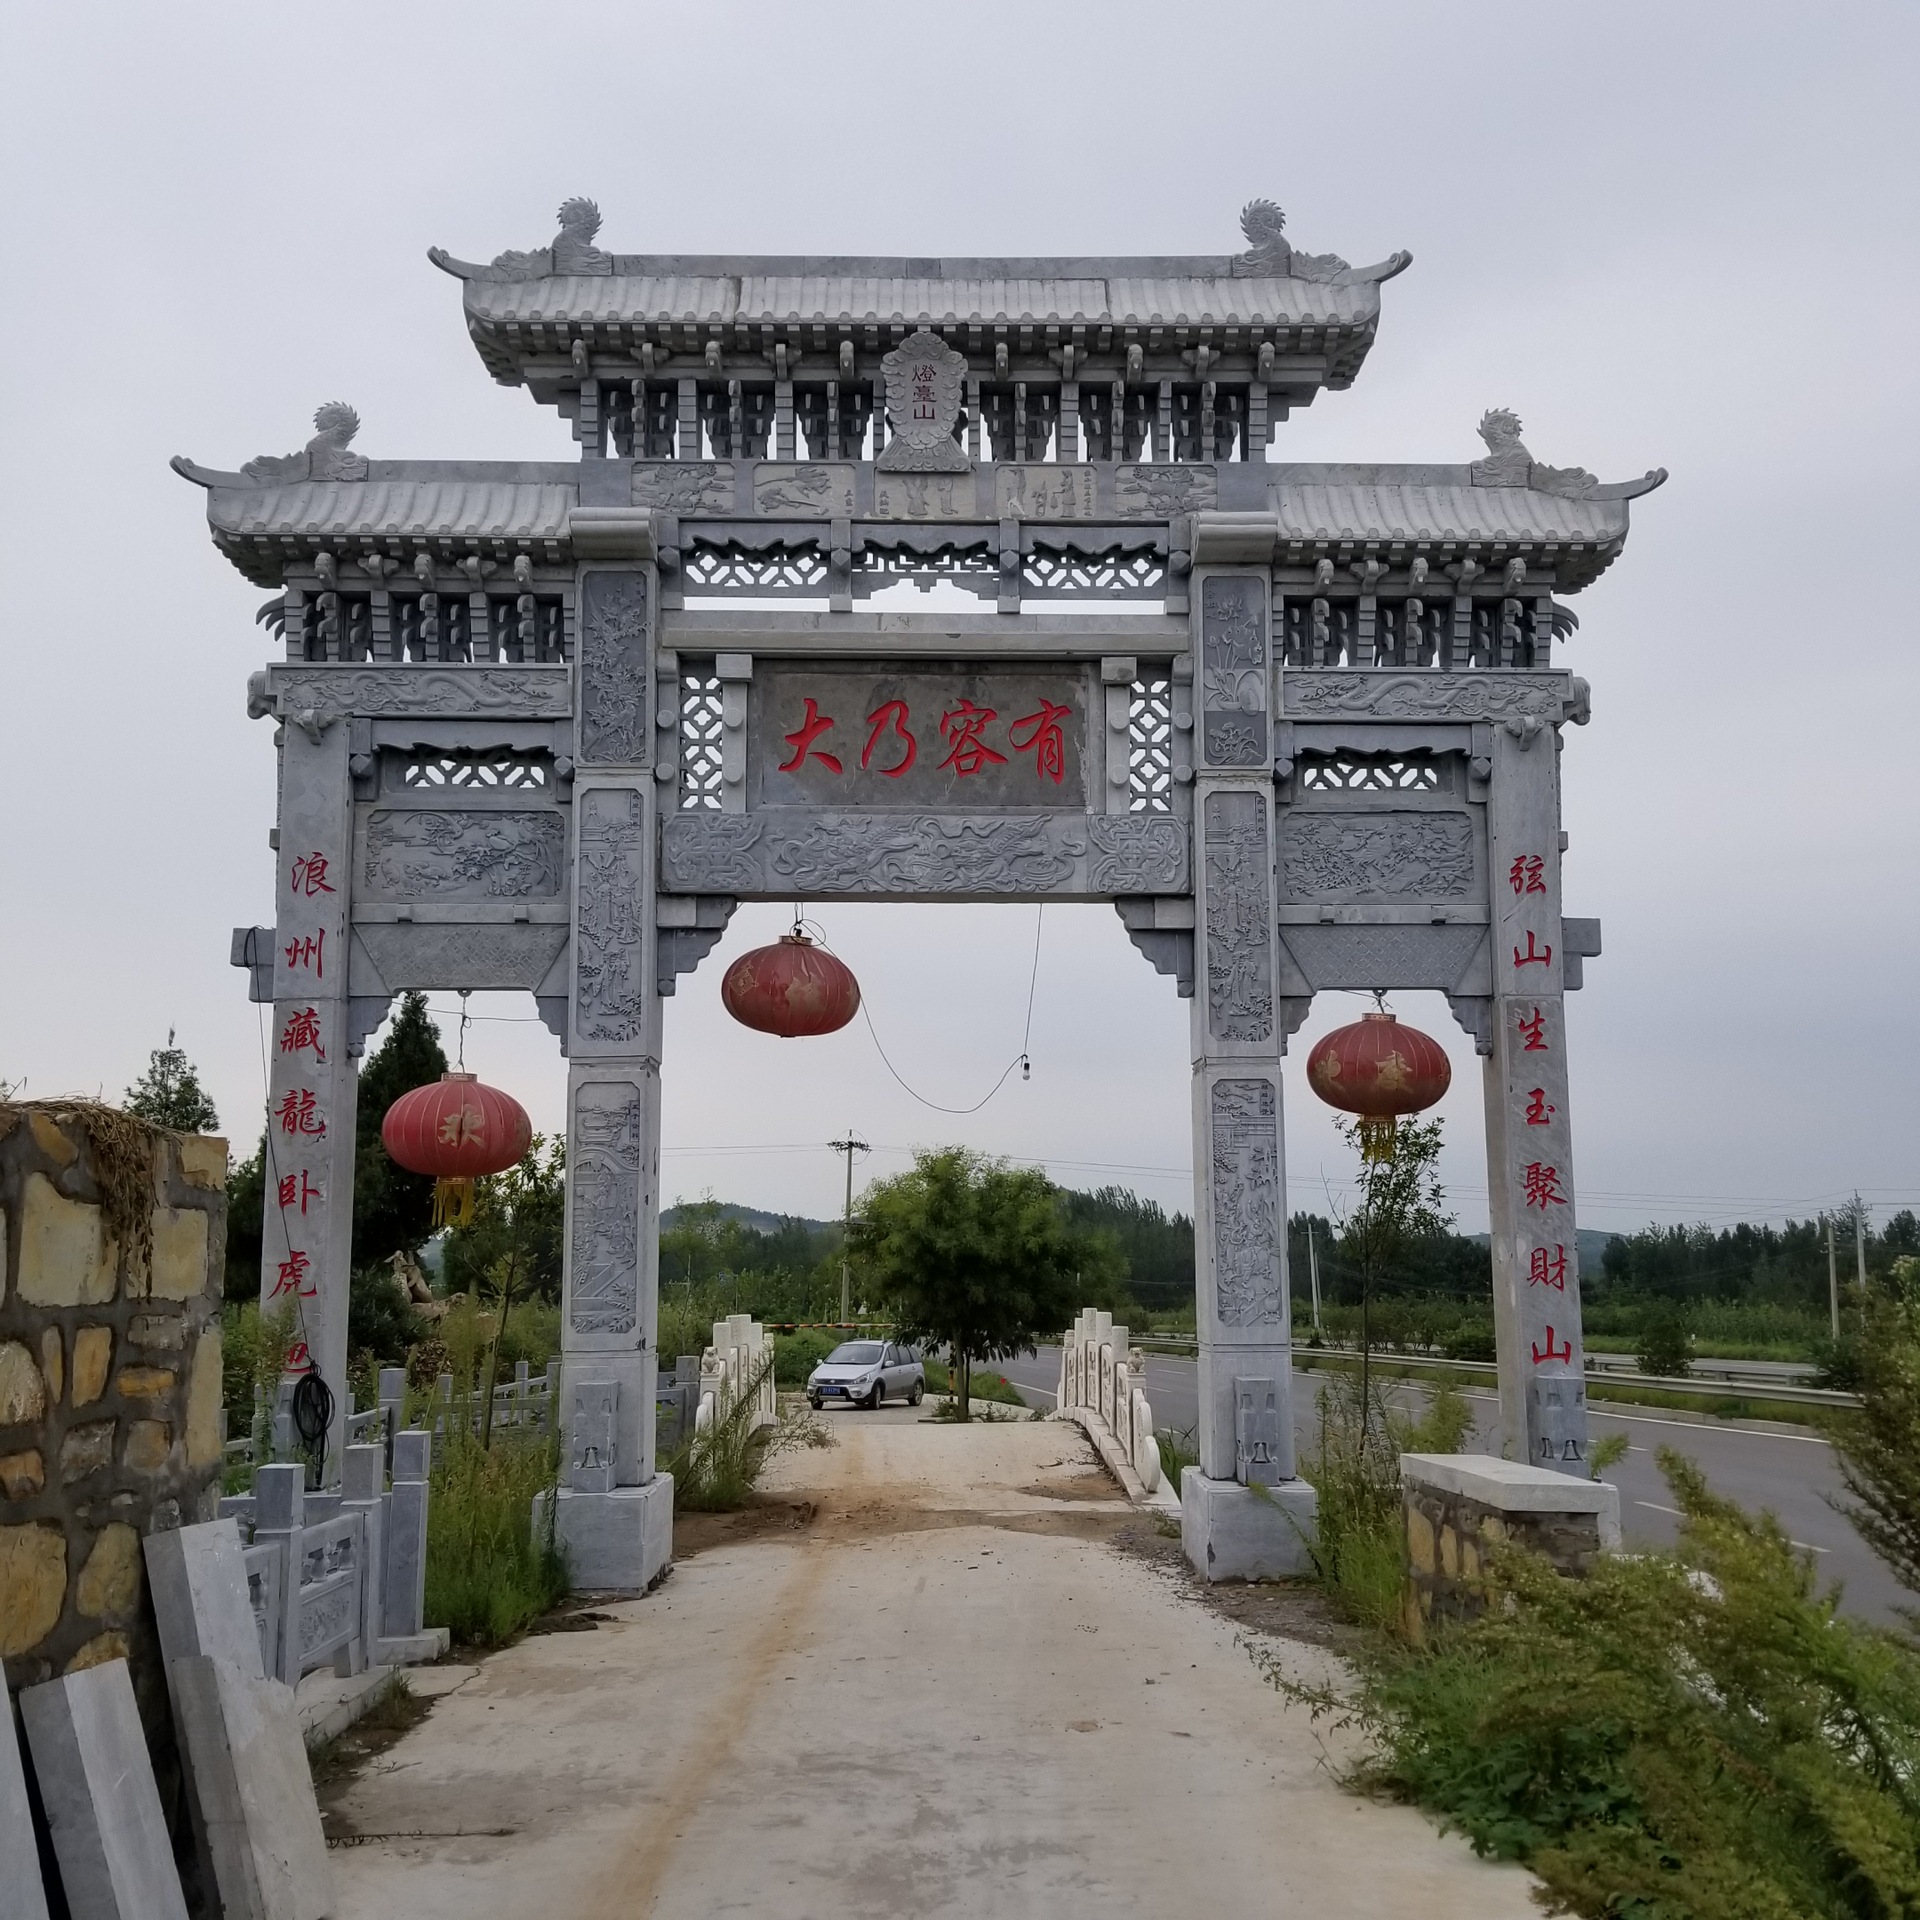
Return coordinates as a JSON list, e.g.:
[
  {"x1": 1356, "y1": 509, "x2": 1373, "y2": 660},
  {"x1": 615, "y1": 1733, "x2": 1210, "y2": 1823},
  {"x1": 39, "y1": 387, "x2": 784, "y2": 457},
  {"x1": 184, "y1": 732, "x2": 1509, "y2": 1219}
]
[
  {"x1": 1199, "y1": 576, "x2": 1269, "y2": 768},
  {"x1": 1209, "y1": 1077, "x2": 1282, "y2": 1328},
  {"x1": 568, "y1": 1079, "x2": 646, "y2": 1338},
  {"x1": 572, "y1": 786, "x2": 652, "y2": 1050},
  {"x1": 578, "y1": 571, "x2": 650, "y2": 766},
  {"x1": 1200, "y1": 790, "x2": 1275, "y2": 1044}
]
